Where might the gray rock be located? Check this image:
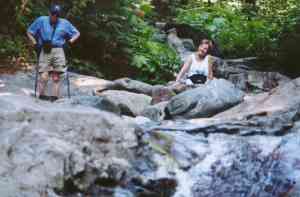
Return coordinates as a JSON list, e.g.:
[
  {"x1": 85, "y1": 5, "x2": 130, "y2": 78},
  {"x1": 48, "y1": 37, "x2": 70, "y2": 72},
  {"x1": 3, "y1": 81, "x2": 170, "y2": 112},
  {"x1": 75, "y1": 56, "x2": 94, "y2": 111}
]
[
  {"x1": 96, "y1": 90, "x2": 152, "y2": 117},
  {"x1": 140, "y1": 129, "x2": 299, "y2": 197},
  {"x1": 209, "y1": 77, "x2": 300, "y2": 135},
  {"x1": 0, "y1": 95, "x2": 138, "y2": 197},
  {"x1": 145, "y1": 130, "x2": 209, "y2": 170},
  {"x1": 166, "y1": 79, "x2": 244, "y2": 119},
  {"x1": 149, "y1": 78, "x2": 300, "y2": 135},
  {"x1": 141, "y1": 101, "x2": 168, "y2": 122},
  {"x1": 181, "y1": 38, "x2": 195, "y2": 51},
  {"x1": 57, "y1": 95, "x2": 121, "y2": 115},
  {"x1": 191, "y1": 134, "x2": 296, "y2": 197},
  {"x1": 0, "y1": 71, "x2": 113, "y2": 97},
  {"x1": 214, "y1": 58, "x2": 291, "y2": 91},
  {"x1": 149, "y1": 77, "x2": 300, "y2": 136},
  {"x1": 2, "y1": 70, "x2": 300, "y2": 197},
  {"x1": 167, "y1": 30, "x2": 192, "y2": 63},
  {"x1": 95, "y1": 78, "x2": 154, "y2": 96},
  {"x1": 151, "y1": 85, "x2": 175, "y2": 104}
]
